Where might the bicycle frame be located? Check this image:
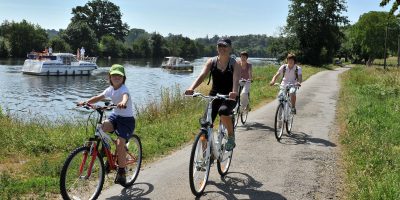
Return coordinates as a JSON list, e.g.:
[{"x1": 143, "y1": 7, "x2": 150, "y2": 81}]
[
  {"x1": 199, "y1": 95, "x2": 226, "y2": 160},
  {"x1": 80, "y1": 105, "x2": 119, "y2": 178},
  {"x1": 278, "y1": 84, "x2": 298, "y2": 119}
]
